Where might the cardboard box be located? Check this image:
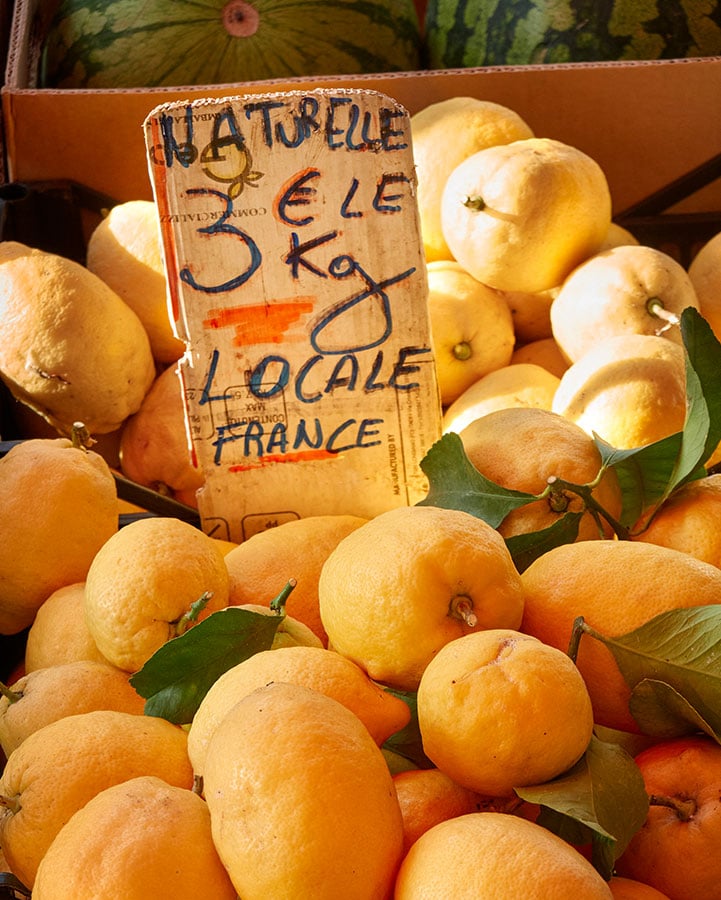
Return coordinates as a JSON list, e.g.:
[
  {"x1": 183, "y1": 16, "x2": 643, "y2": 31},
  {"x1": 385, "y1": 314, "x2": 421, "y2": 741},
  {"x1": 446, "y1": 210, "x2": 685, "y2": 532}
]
[{"x1": 4, "y1": 0, "x2": 721, "y2": 218}]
